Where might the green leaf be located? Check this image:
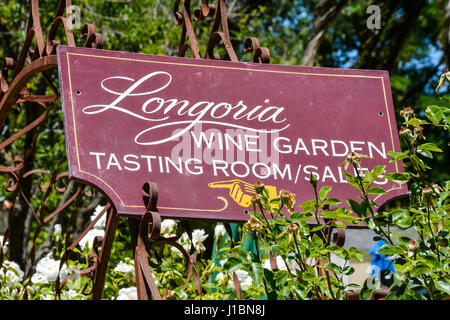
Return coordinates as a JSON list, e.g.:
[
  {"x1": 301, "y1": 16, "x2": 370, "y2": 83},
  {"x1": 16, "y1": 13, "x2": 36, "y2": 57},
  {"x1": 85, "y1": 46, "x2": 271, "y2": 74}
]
[
  {"x1": 262, "y1": 187, "x2": 270, "y2": 199},
  {"x1": 377, "y1": 244, "x2": 404, "y2": 255},
  {"x1": 312, "y1": 233, "x2": 323, "y2": 247},
  {"x1": 372, "y1": 165, "x2": 386, "y2": 178},
  {"x1": 174, "y1": 287, "x2": 188, "y2": 300},
  {"x1": 398, "y1": 236, "x2": 412, "y2": 245},
  {"x1": 343, "y1": 266, "x2": 355, "y2": 275},
  {"x1": 424, "y1": 255, "x2": 439, "y2": 268},
  {"x1": 223, "y1": 257, "x2": 243, "y2": 273},
  {"x1": 435, "y1": 280, "x2": 450, "y2": 296},
  {"x1": 346, "y1": 199, "x2": 362, "y2": 216},
  {"x1": 425, "y1": 105, "x2": 443, "y2": 124},
  {"x1": 324, "y1": 263, "x2": 341, "y2": 274},
  {"x1": 298, "y1": 220, "x2": 310, "y2": 235},
  {"x1": 319, "y1": 186, "x2": 332, "y2": 202},
  {"x1": 348, "y1": 246, "x2": 364, "y2": 262},
  {"x1": 247, "y1": 251, "x2": 259, "y2": 263},
  {"x1": 310, "y1": 225, "x2": 326, "y2": 232},
  {"x1": 288, "y1": 212, "x2": 301, "y2": 221},
  {"x1": 322, "y1": 210, "x2": 337, "y2": 219},
  {"x1": 365, "y1": 217, "x2": 377, "y2": 229},
  {"x1": 417, "y1": 143, "x2": 443, "y2": 152},
  {"x1": 269, "y1": 197, "x2": 280, "y2": 204},
  {"x1": 417, "y1": 149, "x2": 433, "y2": 159},
  {"x1": 394, "y1": 261, "x2": 415, "y2": 273},
  {"x1": 281, "y1": 283, "x2": 292, "y2": 297},
  {"x1": 251, "y1": 262, "x2": 264, "y2": 284},
  {"x1": 360, "y1": 277, "x2": 377, "y2": 300},
  {"x1": 322, "y1": 197, "x2": 341, "y2": 205},
  {"x1": 269, "y1": 218, "x2": 288, "y2": 227},
  {"x1": 363, "y1": 171, "x2": 375, "y2": 185},
  {"x1": 335, "y1": 212, "x2": 359, "y2": 224},
  {"x1": 410, "y1": 264, "x2": 430, "y2": 277},
  {"x1": 250, "y1": 211, "x2": 265, "y2": 222},
  {"x1": 388, "y1": 151, "x2": 410, "y2": 162},
  {"x1": 302, "y1": 272, "x2": 319, "y2": 282},
  {"x1": 440, "y1": 191, "x2": 450, "y2": 202},
  {"x1": 344, "y1": 172, "x2": 363, "y2": 192},
  {"x1": 290, "y1": 212, "x2": 312, "y2": 222},
  {"x1": 300, "y1": 199, "x2": 317, "y2": 213},
  {"x1": 384, "y1": 172, "x2": 410, "y2": 184},
  {"x1": 263, "y1": 268, "x2": 277, "y2": 295},
  {"x1": 368, "y1": 186, "x2": 387, "y2": 195},
  {"x1": 391, "y1": 209, "x2": 413, "y2": 229},
  {"x1": 404, "y1": 118, "x2": 430, "y2": 125},
  {"x1": 325, "y1": 245, "x2": 343, "y2": 254},
  {"x1": 274, "y1": 270, "x2": 289, "y2": 287},
  {"x1": 411, "y1": 154, "x2": 430, "y2": 171},
  {"x1": 444, "y1": 107, "x2": 450, "y2": 125}
]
